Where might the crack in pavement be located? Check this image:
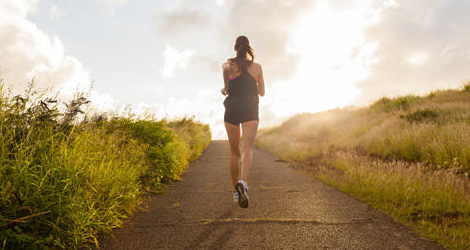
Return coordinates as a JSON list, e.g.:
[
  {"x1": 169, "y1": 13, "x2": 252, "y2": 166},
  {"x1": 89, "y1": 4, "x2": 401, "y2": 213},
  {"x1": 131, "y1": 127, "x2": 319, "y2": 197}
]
[
  {"x1": 197, "y1": 218, "x2": 374, "y2": 225},
  {"x1": 126, "y1": 218, "x2": 375, "y2": 228}
]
